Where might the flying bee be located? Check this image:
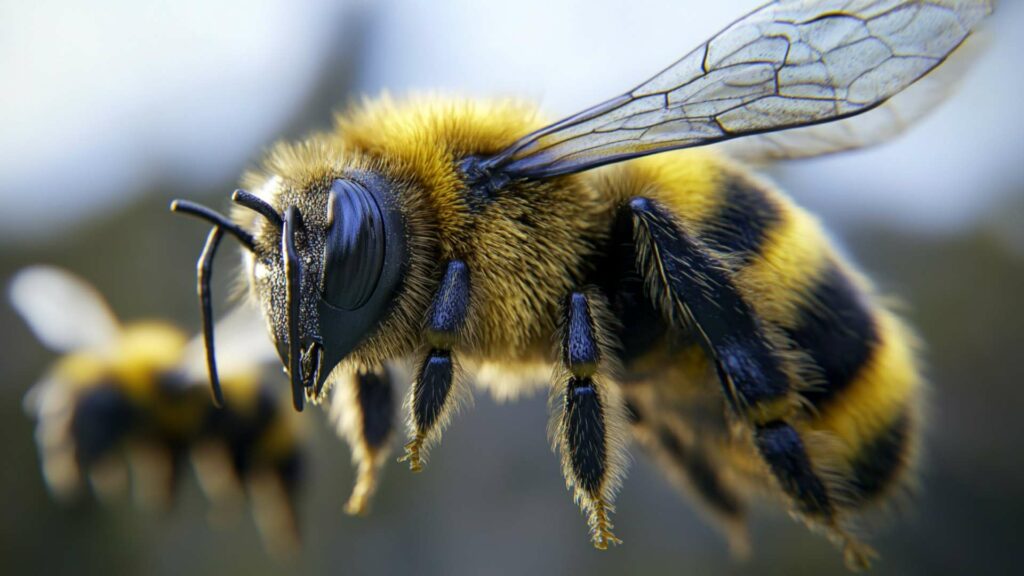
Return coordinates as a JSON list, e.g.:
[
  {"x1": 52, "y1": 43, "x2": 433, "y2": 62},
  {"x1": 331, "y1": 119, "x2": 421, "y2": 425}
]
[
  {"x1": 171, "y1": 0, "x2": 993, "y2": 569},
  {"x1": 10, "y1": 266, "x2": 306, "y2": 557}
]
